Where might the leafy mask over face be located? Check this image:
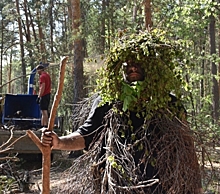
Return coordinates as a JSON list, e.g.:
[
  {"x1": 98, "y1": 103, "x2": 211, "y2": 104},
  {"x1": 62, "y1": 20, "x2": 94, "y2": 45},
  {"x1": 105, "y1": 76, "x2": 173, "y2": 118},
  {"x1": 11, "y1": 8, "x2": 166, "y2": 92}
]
[{"x1": 96, "y1": 29, "x2": 186, "y2": 114}]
